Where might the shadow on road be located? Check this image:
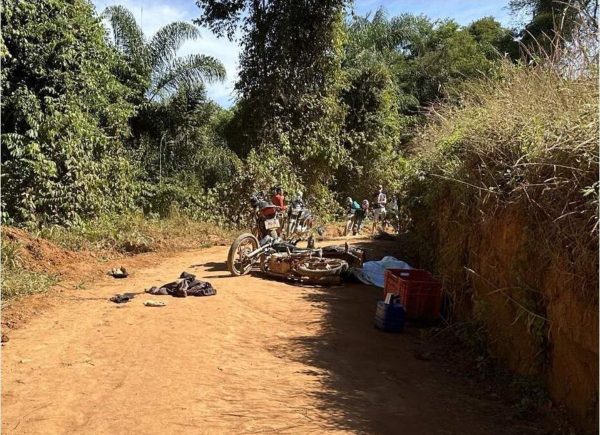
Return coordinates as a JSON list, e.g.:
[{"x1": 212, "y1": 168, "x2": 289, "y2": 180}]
[
  {"x1": 267, "y1": 237, "x2": 537, "y2": 435},
  {"x1": 201, "y1": 261, "x2": 229, "y2": 272}
]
